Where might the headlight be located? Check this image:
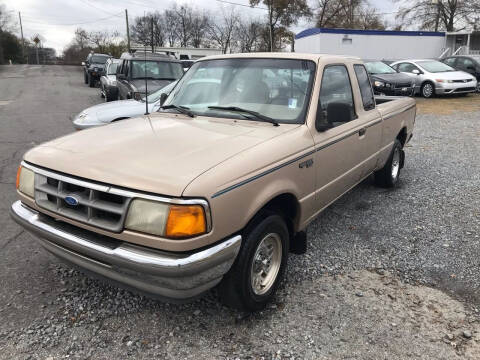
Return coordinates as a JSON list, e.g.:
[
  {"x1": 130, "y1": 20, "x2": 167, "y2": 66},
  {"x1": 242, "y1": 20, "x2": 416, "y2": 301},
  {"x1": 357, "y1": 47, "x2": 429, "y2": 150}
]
[
  {"x1": 374, "y1": 81, "x2": 385, "y2": 87},
  {"x1": 435, "y1": 79, "x2": 453, "y2": 83},
  {"x1": 125, "y1": 199, "x2": 207, "y2": 239},
  {"x1": 74, "y1": 112, "x2": 94, "y2": 124},
  {"x1": 16, "y1": 165, "x2": 34, "y2": 197}
]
